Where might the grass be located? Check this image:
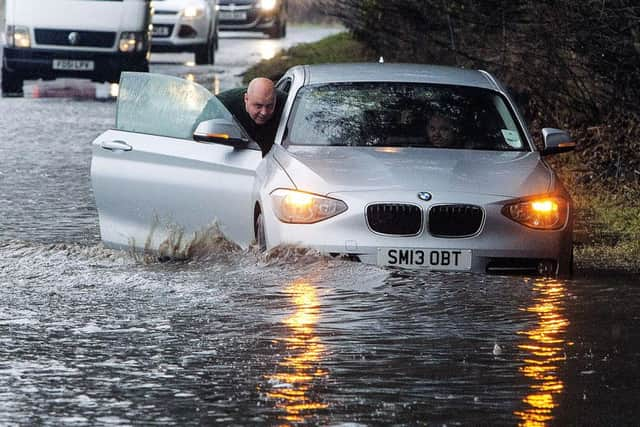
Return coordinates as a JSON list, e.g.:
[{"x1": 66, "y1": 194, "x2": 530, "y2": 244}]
[
  {"x1": 571, "y1": 186, "x2": 640, "y2": 274},
  {"x1": 244, "y1": 31, "x2": 640, "y2": 274},
  {"x1": 242, "y1": 31, "x2": 376, "y2": 83}
]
